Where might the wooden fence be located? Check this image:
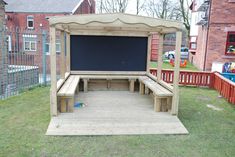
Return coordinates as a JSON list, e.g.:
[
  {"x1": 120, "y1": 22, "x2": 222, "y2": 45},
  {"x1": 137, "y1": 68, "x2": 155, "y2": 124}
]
[
  {"x1": 150, "y1": 68, "x2": 235, "y2": 105},
  {"x1": 213, "y1": 72, "x2": 235, "y2": 105},
  {"x1": 150, "y1": 69, "x2": 214, "y2": 87}
]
